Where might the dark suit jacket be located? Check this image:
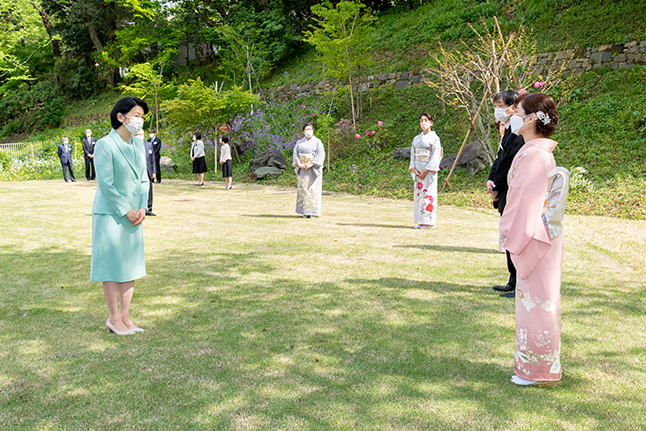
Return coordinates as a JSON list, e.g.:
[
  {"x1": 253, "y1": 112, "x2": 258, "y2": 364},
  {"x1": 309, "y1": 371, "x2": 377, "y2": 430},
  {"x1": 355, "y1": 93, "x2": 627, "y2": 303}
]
[
  {"x1": 144, "y1": 140, "x2": 157, "y2": 178},
  {"x1": 82, "y1": 137, "x2": 96, "y2": 158},
  {"x1": 488, "y1": 126, "x2": 525, "y2": 214},
  {"x1": 147, "y1": 137, "x2": 162, "y2": 159},
  {"x1": 58, "y1": 143, "x2": 73, "y2": 164}
]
